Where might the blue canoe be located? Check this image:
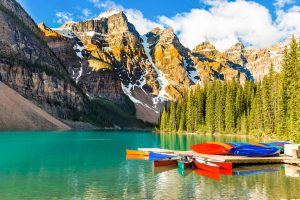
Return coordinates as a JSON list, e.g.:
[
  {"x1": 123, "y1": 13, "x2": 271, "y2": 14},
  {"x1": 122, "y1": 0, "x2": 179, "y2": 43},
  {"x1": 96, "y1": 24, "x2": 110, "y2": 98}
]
[
  {"x1": 260, "y1": 143, "x2": 284, "y2": 153},
  {"x1": 269, "y1": 141, "x2": 290, "y2": 146},
  {"x1": 228, "y1": 145, "x2": 280, "y2": 157},
  {"x1": 148, "y1": 152, "x2": 175, "y2": 161},
  {"x1": 226, "y1": 142, "x2": 249, "y2": 147}
]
